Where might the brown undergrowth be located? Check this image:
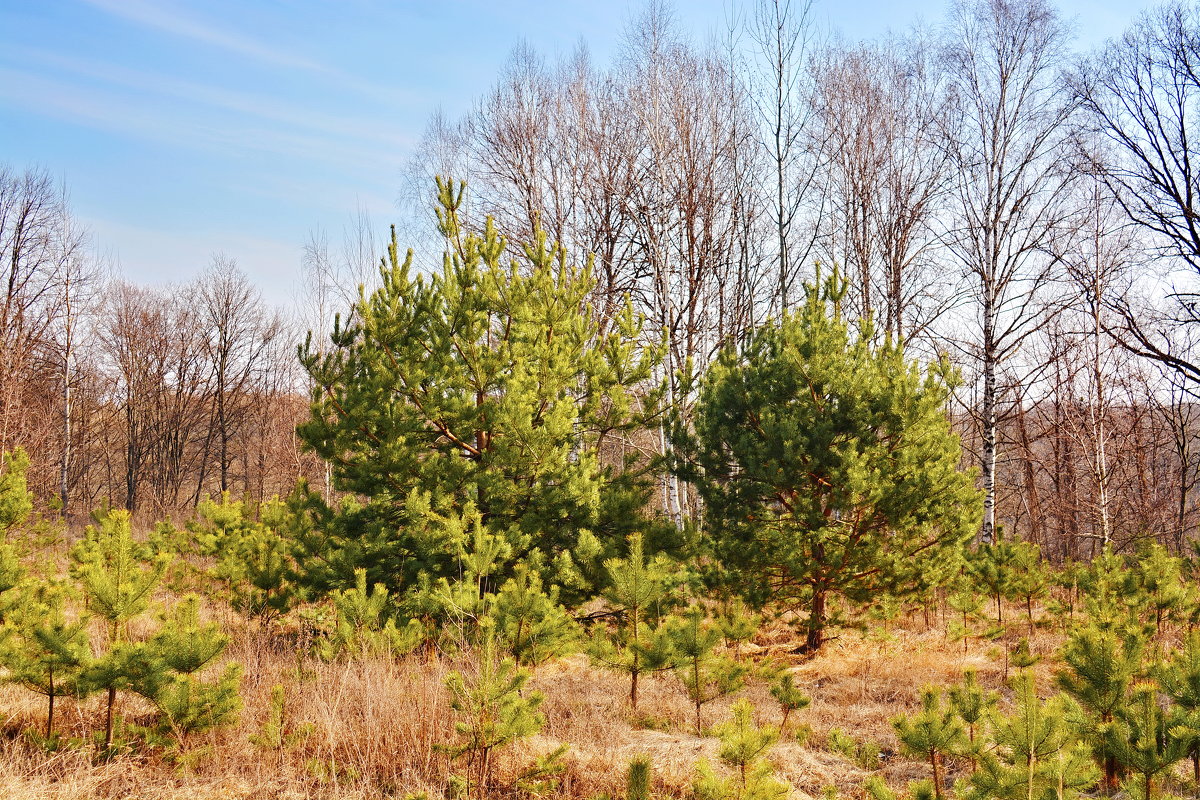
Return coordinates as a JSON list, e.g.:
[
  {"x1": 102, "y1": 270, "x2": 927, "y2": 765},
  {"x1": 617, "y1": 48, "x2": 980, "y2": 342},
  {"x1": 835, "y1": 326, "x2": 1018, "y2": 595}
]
[{"x1": 0, "y1": 605, "x2": 1073, "y2": 800}]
